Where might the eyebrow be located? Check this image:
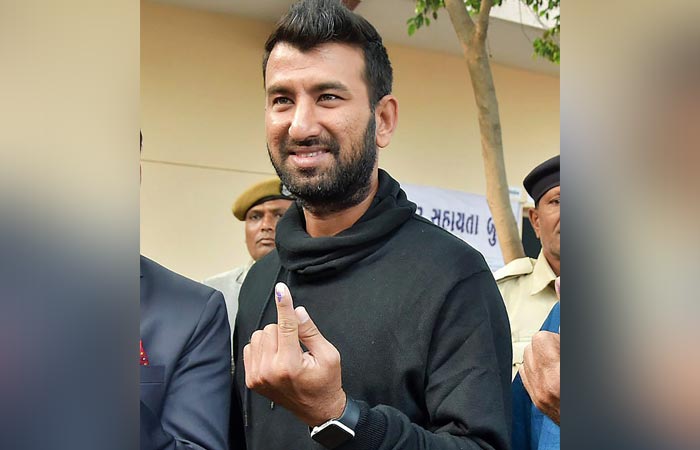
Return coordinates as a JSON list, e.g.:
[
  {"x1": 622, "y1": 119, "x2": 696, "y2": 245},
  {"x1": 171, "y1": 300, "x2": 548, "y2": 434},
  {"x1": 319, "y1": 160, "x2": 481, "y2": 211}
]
[
  {"x1": 313, "y1": 81, "x2": 350, "y2": 93},
  {"x1": 266, "y1": 85, "x2": 293, "y2": 97},
  {"x1": 247, "y1": 206, "x2": 288, "y2": 215},
  {"x1": 266, "y1": 81, "x2": 351, "y2": 97}
]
